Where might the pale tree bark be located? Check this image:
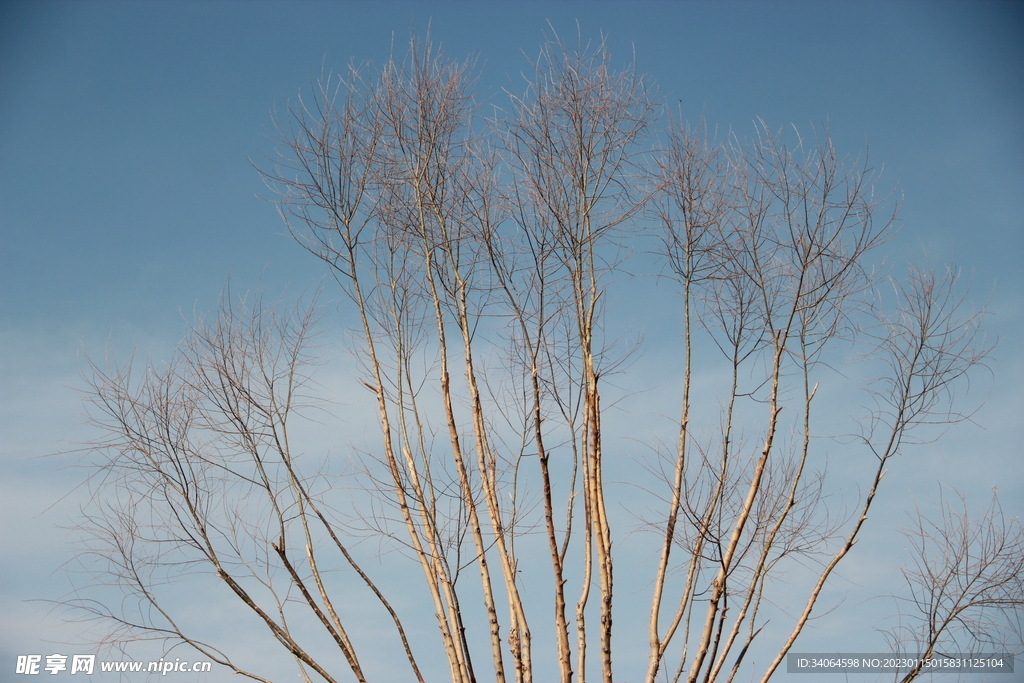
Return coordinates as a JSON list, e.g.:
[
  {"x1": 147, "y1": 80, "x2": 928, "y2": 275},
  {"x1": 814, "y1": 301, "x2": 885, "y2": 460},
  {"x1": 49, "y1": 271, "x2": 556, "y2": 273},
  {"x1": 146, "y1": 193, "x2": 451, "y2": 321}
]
[
  {"x1": 644, "y1": 121, "x2": 996, "y2": 683},
  {"x1": 502, "y1": 32, "x2": 656, "y2": 683},
  {"x1": 65, "y1": 31, "x2": 1008, "y2": 683}
]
